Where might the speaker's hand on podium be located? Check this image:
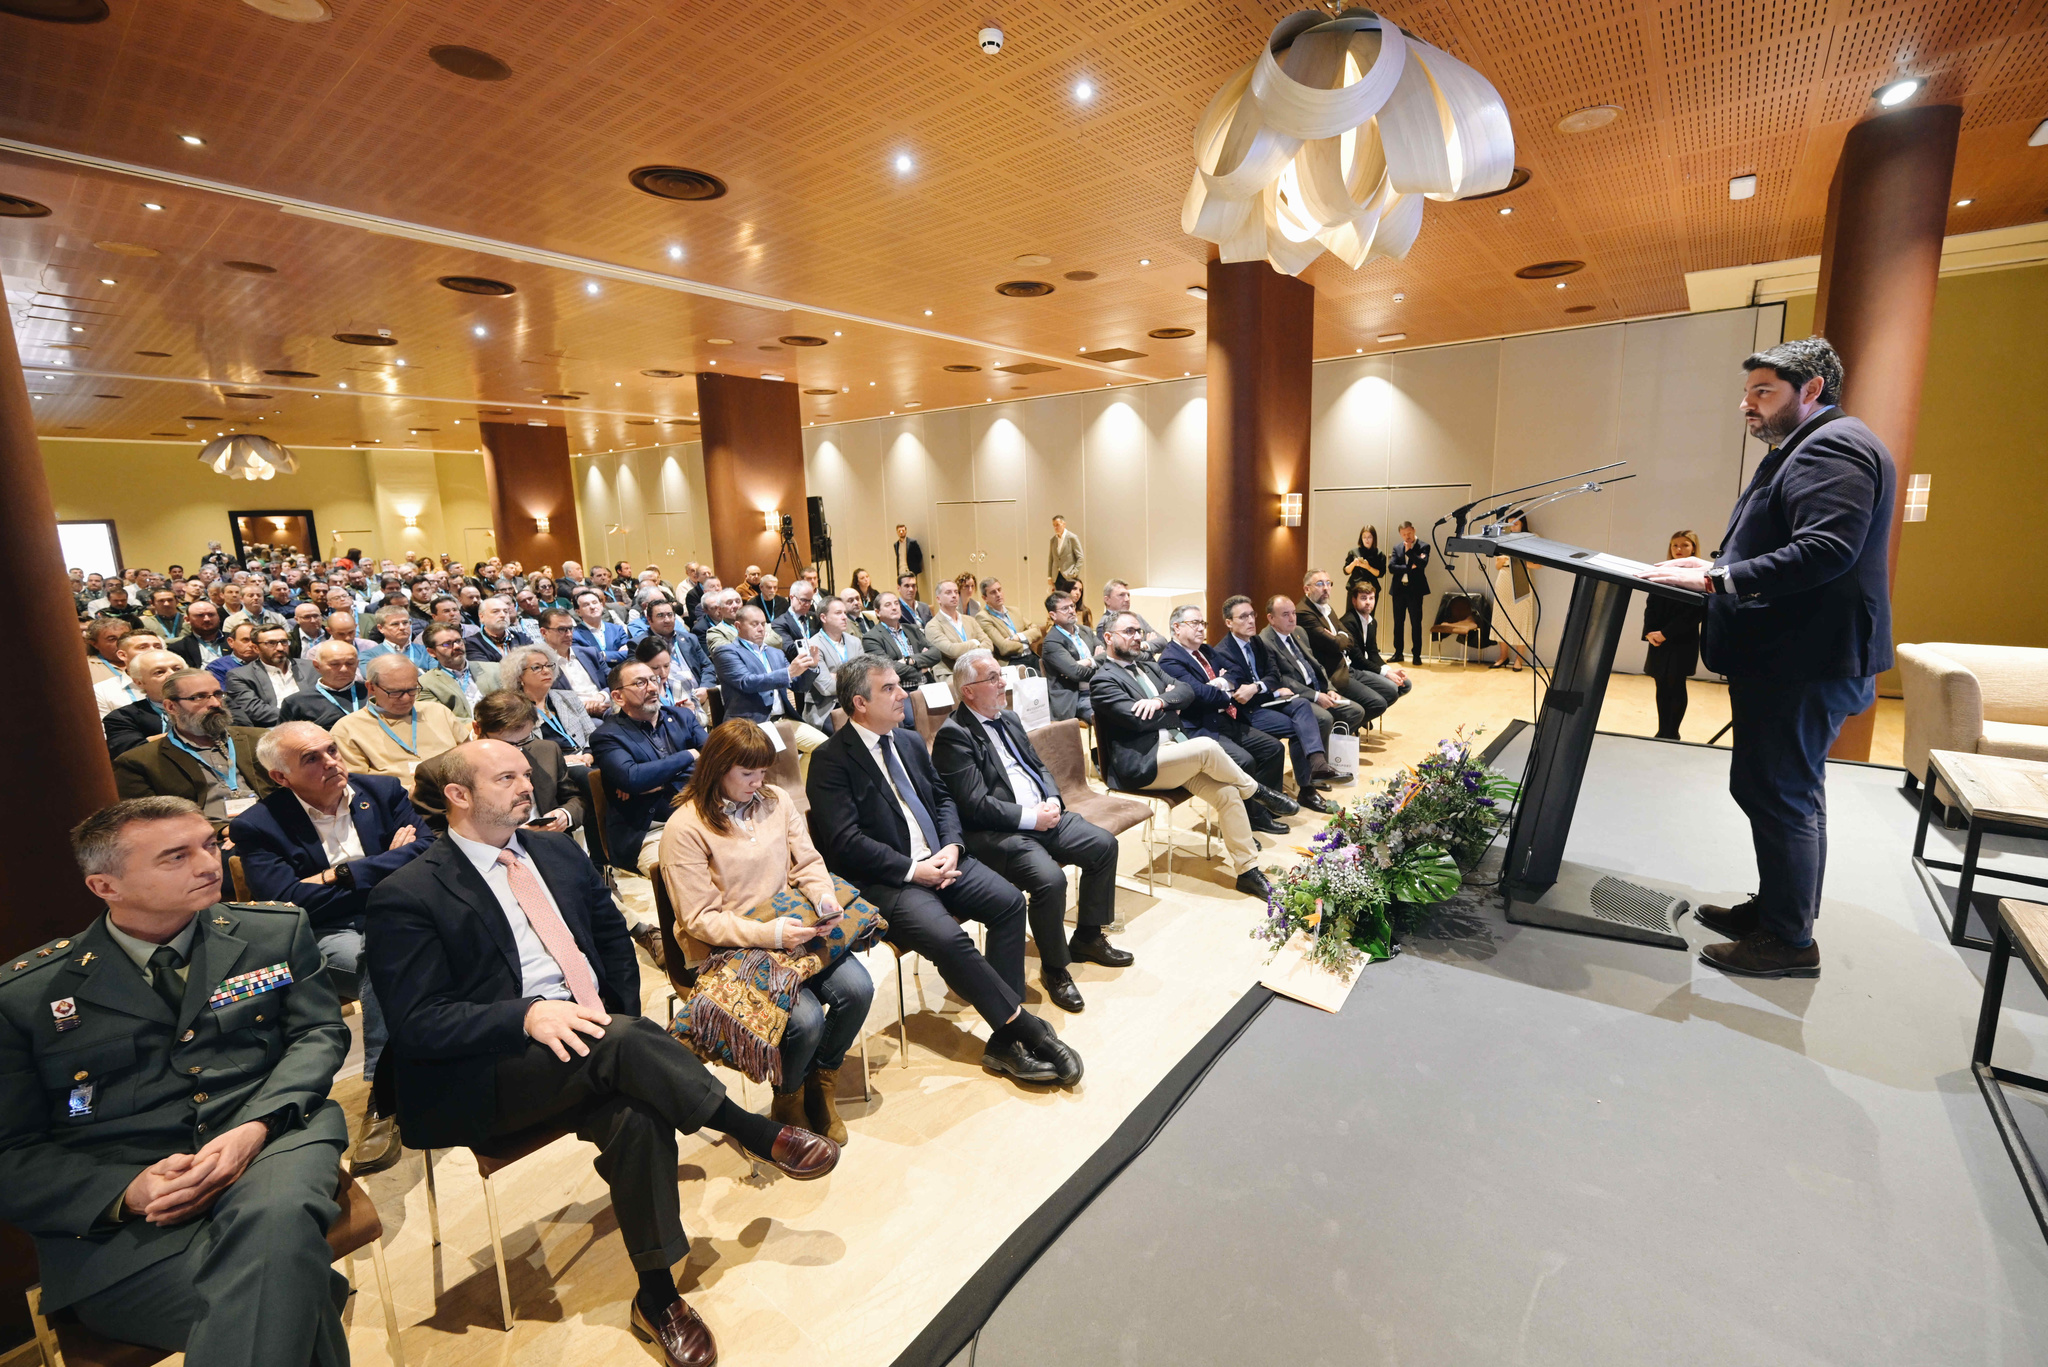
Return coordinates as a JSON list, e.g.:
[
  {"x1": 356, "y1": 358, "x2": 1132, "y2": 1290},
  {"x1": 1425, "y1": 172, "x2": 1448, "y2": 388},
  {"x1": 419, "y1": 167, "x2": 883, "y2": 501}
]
[{"x1": 1641, "y1": 556, "x2": 1712, "y2": 593}]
